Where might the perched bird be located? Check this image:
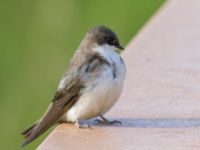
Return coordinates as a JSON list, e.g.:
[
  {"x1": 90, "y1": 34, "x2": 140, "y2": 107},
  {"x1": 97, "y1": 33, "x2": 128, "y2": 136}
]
[{"x1": 21, "y1": 25, "x2": 126, "y2": 147}]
